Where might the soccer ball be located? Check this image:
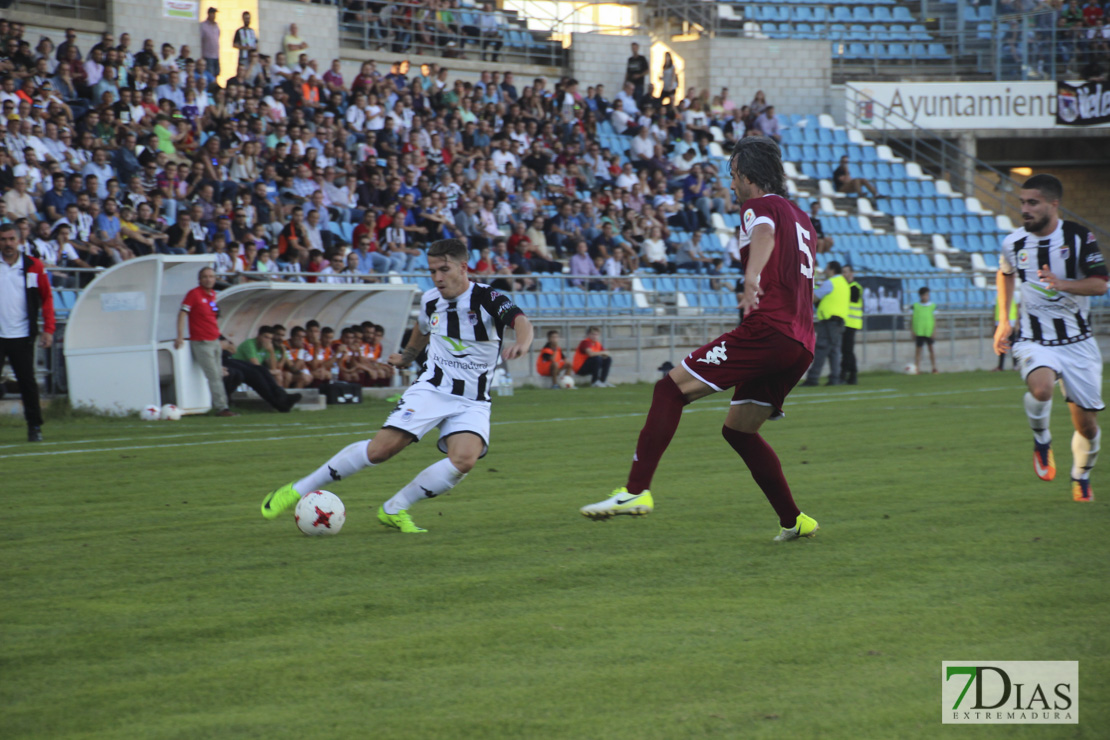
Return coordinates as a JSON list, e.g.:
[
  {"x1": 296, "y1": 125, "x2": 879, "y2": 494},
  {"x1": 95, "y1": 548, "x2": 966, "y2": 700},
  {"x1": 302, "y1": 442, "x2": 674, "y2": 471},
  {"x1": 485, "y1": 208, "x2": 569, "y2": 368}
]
[
  {"x1": 160, "y1": 404, "x2": 182, "y2": 421},
  {"x1": 903, "y1": 363, "x2": 918, "y2": 375},
  {"x1": 295, "y1": 490, "x2": 346, "y2": 536},
  {"x1": 140, "y1": 404, "x2": 161, "y2": 421},
  {"x1": 556, "y1": 373, "x2": 576, "y2": 389}
]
